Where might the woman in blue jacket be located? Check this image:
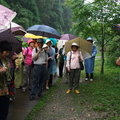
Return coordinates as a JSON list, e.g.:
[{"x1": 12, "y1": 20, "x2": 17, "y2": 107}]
[{"x1": 84, "y1": 37, "x2": 97, "y2": 81}]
